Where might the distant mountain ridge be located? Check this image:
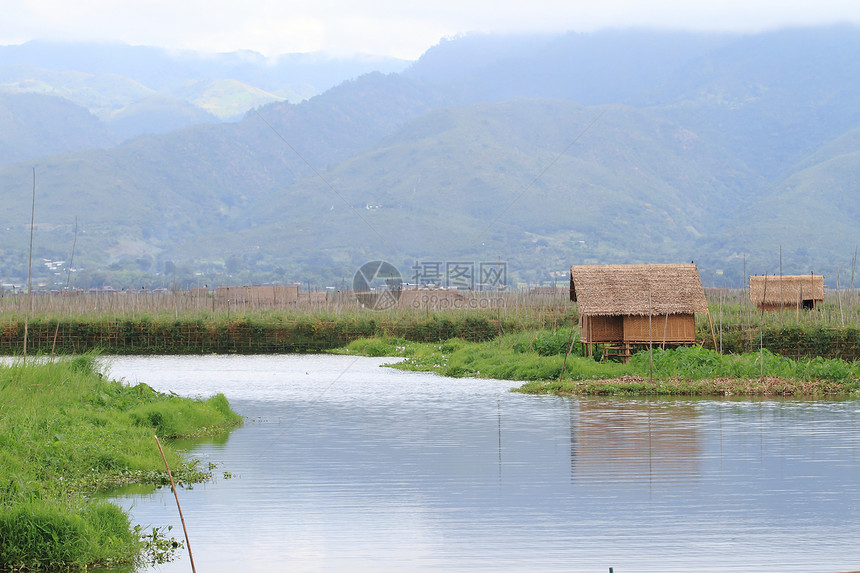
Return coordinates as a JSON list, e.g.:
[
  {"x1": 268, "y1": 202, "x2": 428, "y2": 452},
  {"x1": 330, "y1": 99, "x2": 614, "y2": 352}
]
[
  {"x1": 0, "y1": 40, "x2": 410, "y2": 148},
  {"x1": 1, "y1": 27, "x2": 860, "y2": 289},
  {"x1": 0, "y1": 92, "x2": 116, "y2": 167}
]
